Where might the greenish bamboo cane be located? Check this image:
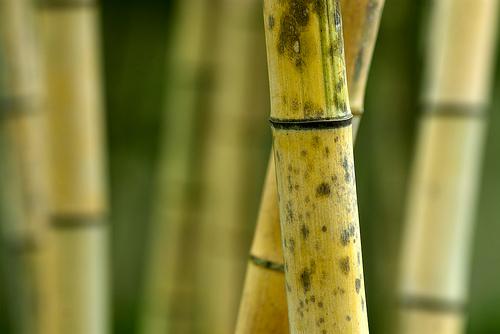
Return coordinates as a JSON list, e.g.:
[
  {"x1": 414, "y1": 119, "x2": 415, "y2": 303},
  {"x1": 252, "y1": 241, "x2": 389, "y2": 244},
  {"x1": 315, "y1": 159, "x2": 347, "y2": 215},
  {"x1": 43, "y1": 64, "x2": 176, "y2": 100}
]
[{"x1": 139, "y1": 0, "x2": 217, "y2": 332}]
